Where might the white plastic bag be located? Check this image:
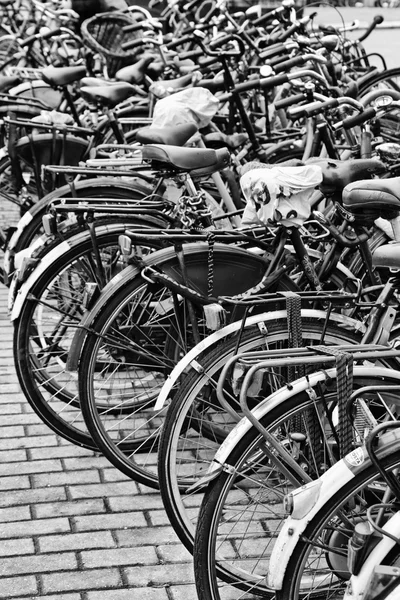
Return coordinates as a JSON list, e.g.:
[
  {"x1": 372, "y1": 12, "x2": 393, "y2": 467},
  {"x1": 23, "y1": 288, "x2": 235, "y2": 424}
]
[
  {"x1": 31, "y1": 110, "x2": 74, "y2": 135},
  {"x1": 240, "y1": 164, "x2": 323, "y2": 227},
  {"x1": 150, "y1": 87, "x2": 220, "y2": 143}
]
